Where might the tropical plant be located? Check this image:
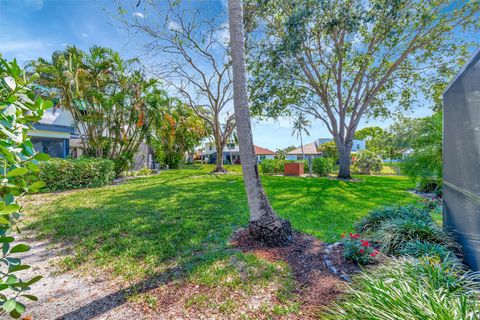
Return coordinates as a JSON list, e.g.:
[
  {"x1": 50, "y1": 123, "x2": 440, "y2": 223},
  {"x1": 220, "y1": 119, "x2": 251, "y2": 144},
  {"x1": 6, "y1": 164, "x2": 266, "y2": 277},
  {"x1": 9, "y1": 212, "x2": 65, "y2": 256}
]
[
  {"x1": 352, "y1": 150, "x2": 382, "y2": 175},
  {"x1": 399, "y1": 240, "x2": 454, "y2": 262},
  {"x1": 325, "y1": 257, "x2": 480, "y2": 319},
  {"x1": 375, "y1": 217, "x2": 455, "y2": 255},
  {"x1": 31, "y1": 46, "x2": 169, "y2": 174},
  {"x1": 291, "y1": 113, "x2": 311, "y2": 160},
  {"x1": 311, "y1": 157, "x2": 333, "y2": 176},
  {"x1": 228, "y1": 0, "x2": 292, "y2": 246},
  {"x1": 148, "y1": 100, "x2": 208, "y2": 169},
  {"x1": 0, "y1": 57, "x2": 51, "y2": 318},
  {"x1": 119, "y1": 1, "x2": 235, "y2": 173},
  {"x1": 355, "y1": 204, "x2": 431, "y2": 234},
  {"x1": 249, "y1": 0, "x2": 480, "y2": 179}
]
